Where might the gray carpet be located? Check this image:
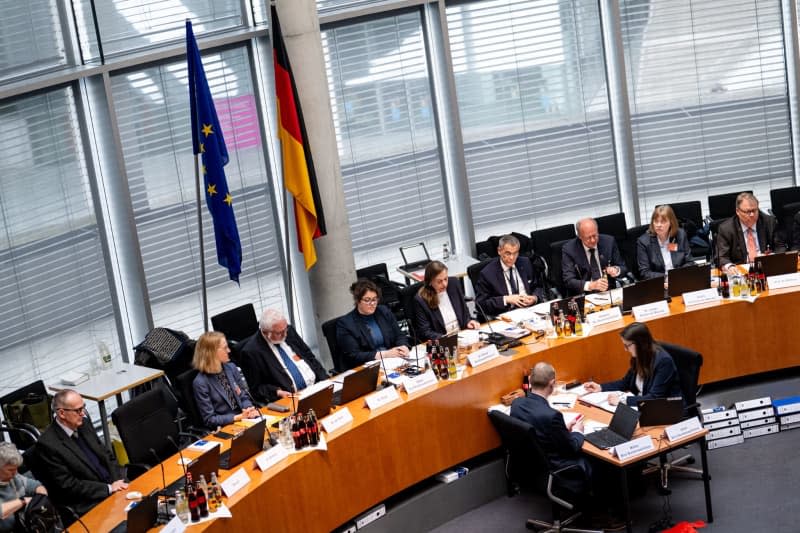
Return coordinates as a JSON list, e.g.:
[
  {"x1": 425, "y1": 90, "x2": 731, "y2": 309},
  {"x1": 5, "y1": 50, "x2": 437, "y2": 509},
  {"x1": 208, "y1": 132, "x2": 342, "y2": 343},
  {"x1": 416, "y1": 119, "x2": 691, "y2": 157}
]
[{"x1": 431, "y1": 372, "x2": 800, "y2": 533}]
